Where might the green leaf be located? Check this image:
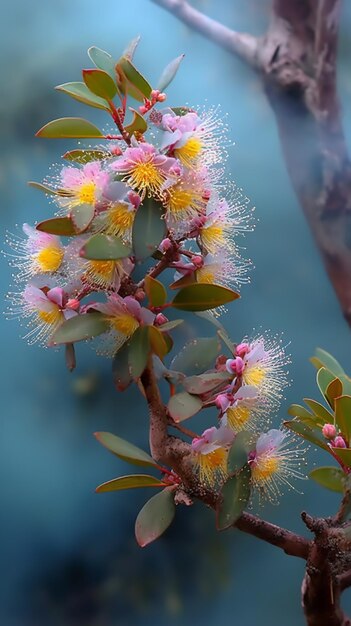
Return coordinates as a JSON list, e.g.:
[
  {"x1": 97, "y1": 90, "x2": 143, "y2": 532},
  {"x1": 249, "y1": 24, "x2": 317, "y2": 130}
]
[
  {"x1": 167, "y1": 391, "x2": 202, "y2": 422},
  {"x1": 303, "y1": 398, "x2": 334, "y2": 425},
  {"x1": 28, "y1": 181, "x2": 73, "y2": 197},
  {"x1": 144, "y1": 275, "x2": 167, "y2": 307},
  {"x1": 148, "y1": 326, "x2": 168, "y2": 360},
  {"x1": 182, "y1": 371, "x2": 231, "y2": 395},
  {"x1": 70, "y1": 204, "x2": 95, "y2": 233},
  {"x1": 80, "y1": 234, "x2": 132, "y2": 260},
  {"x1": 112, "y1": 341, "x2": 133, "y2": 391},
  {"x1": 135, "y1": 488, "x2": 176, "y2": 547},
  {"x1": 330, "y1": 447, "x2": 351, "y2": 467},
  {"x1": 311, "y1": 349, "x2": 345, "y2": 378},
  {"x1": 171, "y1": 283, "x2": 240, "y2": 312},
  {"x1": 316, "y1": 368, "x2": 342, "y2": 407},
  {"x1": 227, "y1": 432, "x2": 256, "y2": 474},
  {"x1": 118, "y1": 56, "x2": 152, "y2": 100},
  {"x1": 50, "y1": 313, "x2": 109, "y2": 345},
  {"x1": 87, "y1": 46, "x2": 117, "y2": 81},
  {"x1": 82, "y1": 69, "x2": 117, "y2": 100},
  {"x1": 132, "y1": 197, "x2": 166, "y2": 261},
  {"x1": 63, "y1": 149, "x2": 109, "y2": 163},
  {"x1": 123, "y1": 36, "x2": 141, "y2": 60},
  {"x1": 335, "y1": 396, "x2": 351, "y2": 444},
  {"x1": 128, "y1": 326, "x2": 151, "y2": 378},
  {"x1": 125, "y1": 108, "x2": 148, "y2": 137},
  {"x1": 171, "y1": 106, "x2": 191, "y2": 116},
  {"x1": 36, "y1": 217, "x2": 77, "y2": 236},
  {"x1": 287, "y1": 404, "x2": 318, "y2": 427},
  {"x1": 158, "y1": 319, "x2": 184, "y2": 332},
  {"x1": 341, "y1": 376, "x2": 351, "y2": 396},
  {"x1": 170, "y1": 272, "x2": 197, "y2": 290},
  {"x1": 309, "y1": 467, "x2": 345, "y2": 493},
  {"x1": 284, "y1": 419, "x2": 329, "y2": 451},
  {"x1": 171, "y1": 336, "x2": 220, "y2": 376},
  {"x1": 326, "y1": 377, "x2": 343, "y2": 408},
  {"x1": 157, "y1": 54, "x2": 185, "y2": 91},
  {"x1": 55, "y1": 81, "x2": 110, "y2": 111},
  {"x1": 96, "y1": 474, "x2": 166, "y2": 493},
  {"x1": 94, "y1": 432, "x2": 156, "y2": 467},
  {"x1": 216, "y1": 465, "x2": 251, "y2": 530},
  {"x1": 36, "y1": 117, "x2": 103, "y2": 139}
]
